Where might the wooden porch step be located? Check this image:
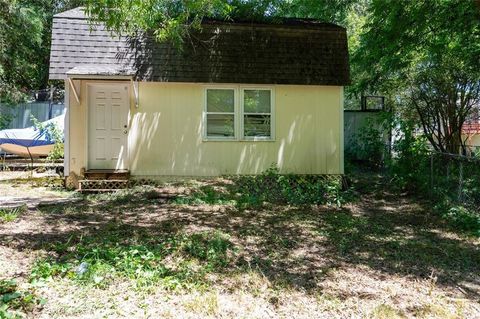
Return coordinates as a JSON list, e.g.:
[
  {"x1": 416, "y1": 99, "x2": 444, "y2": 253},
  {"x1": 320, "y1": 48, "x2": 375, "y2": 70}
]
[
  {"x1": 84, "y1": 169, "x2": 130, "y2": 181},
  {"x1": 79, "y1": 179, "x2": 129, "y2": 192}
]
